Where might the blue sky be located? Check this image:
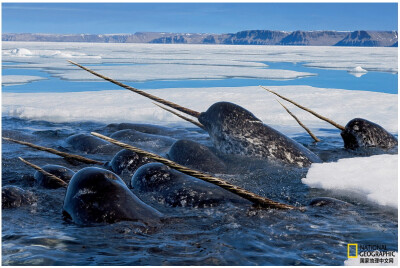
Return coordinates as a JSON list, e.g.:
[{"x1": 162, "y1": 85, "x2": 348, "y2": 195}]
[{"x1": 2, "y1": 3, "x2": 398, "y2": 34}]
